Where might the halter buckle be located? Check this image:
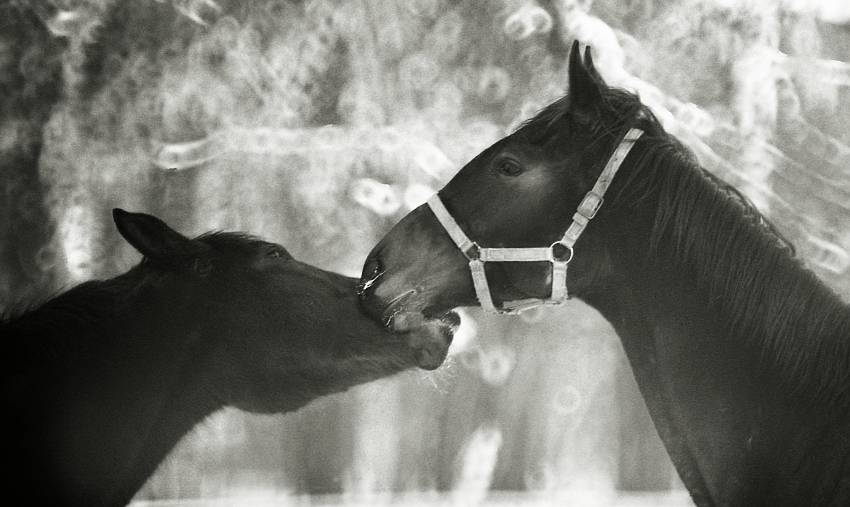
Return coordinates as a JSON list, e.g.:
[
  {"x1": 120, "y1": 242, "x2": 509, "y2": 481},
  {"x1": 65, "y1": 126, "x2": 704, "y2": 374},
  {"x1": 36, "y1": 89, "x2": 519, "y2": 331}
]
[
  {"x1": 577, "y1": 192, "x2": 604, "y2": 219},
  {"x1": 501, "y1": 297, "x2": 563, "y2": 314}
]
